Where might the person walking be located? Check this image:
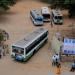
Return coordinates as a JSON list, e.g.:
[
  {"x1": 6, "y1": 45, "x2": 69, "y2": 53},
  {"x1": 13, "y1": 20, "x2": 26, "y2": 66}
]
[
  {"x1": 50, "y1": 16, "x2": 53, "y2": 27},
  {"x1": 0, "y1": 50, "x2": 1, "y2": 58},
  {"x1": 0, "y1": 47, "x2": 2, "y2": 59},
  {"x1": 56, "y1": 54, "x2": 60, "y2": 63},
  {"x1": 52, "y1": 55, "x2": 56, "y2": 66},
  {"x1": 55, "y1": 63, "x2": 61, "y2": 74},
  {"x1": 52, "y1": 55, "x2": 57, "y2": 66},
  {"x1": 70, "y1": 61, "x2": 75, "y2": 72}
]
